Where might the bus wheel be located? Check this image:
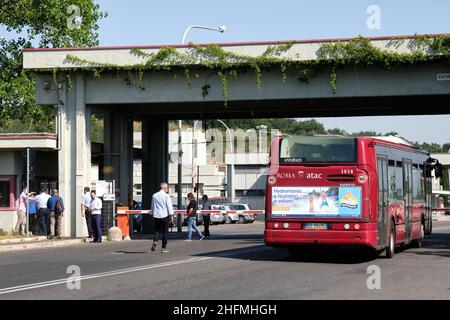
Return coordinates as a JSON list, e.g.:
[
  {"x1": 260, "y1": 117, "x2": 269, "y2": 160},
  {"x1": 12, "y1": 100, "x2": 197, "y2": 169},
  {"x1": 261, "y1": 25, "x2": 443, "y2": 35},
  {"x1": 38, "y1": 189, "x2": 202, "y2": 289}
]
[
  {"x1": 386, "y1": 224, "x2": 395, "y2": 259},
  {"x1": 411, "y1": 224, "x2": 424, "y2": 248}
]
